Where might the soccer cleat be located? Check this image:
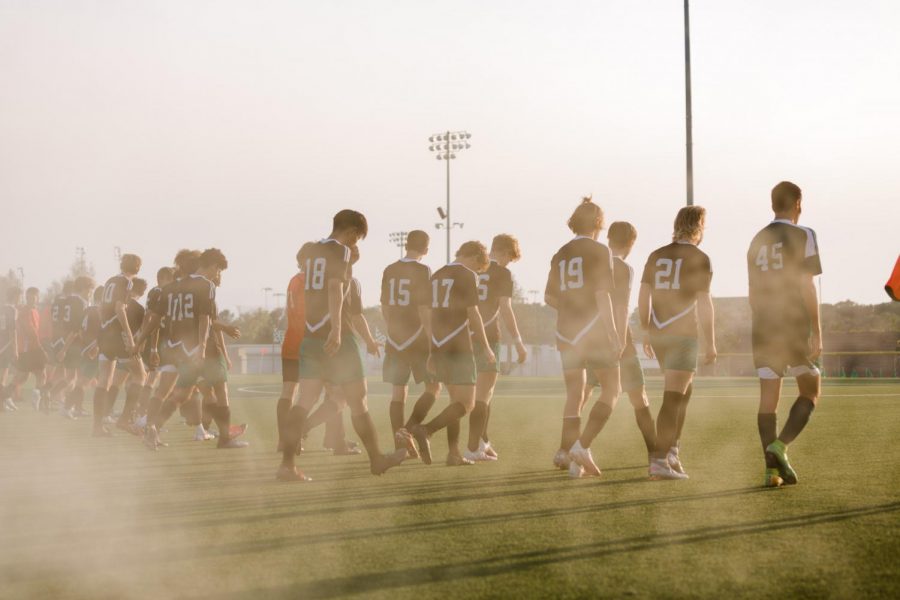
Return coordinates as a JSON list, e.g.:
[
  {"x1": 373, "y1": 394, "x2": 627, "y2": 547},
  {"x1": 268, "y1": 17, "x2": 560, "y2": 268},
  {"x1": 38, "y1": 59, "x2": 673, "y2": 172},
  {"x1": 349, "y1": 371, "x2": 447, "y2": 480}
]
[
  {"x1": 568, "y1": 461, "x2": 585, "y2": 479},
  {"x1": 31, "y1": 391, "x2": 40, "y2": 411},
  {"x1": 395, "y1": 428, "x2": 419, "y2": 460},
  {"x1": 765, "y1": 440, "x2": 798, "y2": 485},
  {"x1": 764, "y1": 468, "x2": 784, "y2": 488},
  {"x1": 194, "y1": 425, "x2": 214, "y2": 441},
  {"x1": 276, "y1": 466, "x2": 311, "y2": 482},
  {"x1": 667, "y1": 447, "x2": 686, "y2": 475},
  {"x1": 569, "y1": 441, "x2": 602, "y2": 477},
  {"x1": 217, "y1": 438, "x2": 249, "y2": 449},
  {"x1": 480, "y1": 439, "x2": 498, "y2": 460},
  {"x1": 75, "y1": 408, "x2": 90, "y2": 418},
  {"x1": 446, "y1": 453, "x2": 475, "y2": 467},
  {"x1": 229, "y1": 423, "x2": 248, "y2": 439},
  {"x1": 371, "y1": 449, "x2": 407, "y2": 475},
  {"x1": 410, "y1": 425, "x2": 432, "y2": 465},
  {"x1": 332, "y1": 443, "x2": 363, "y2": 456},
  {"x1": 64, "y1": 407, "x2": 77, "y2": 420},
  {"x1": 4, "y1": 398, "x2": 18, "y2": 411},
  {"x1": 649, "y1": 458, "x2": 689, "y2": 480},
  {"x1": 143, "y1": 425, "x2": 162, "y2": 450},
  {"x1": 464, "y1": 448, "x2": 497, "y2": 462},
  {"x1": 553, "y1": 449, "x2": 571, "y2": 470},
  {"x1": 117, "y1": 421, "x2": 141, "y2": 436}
]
